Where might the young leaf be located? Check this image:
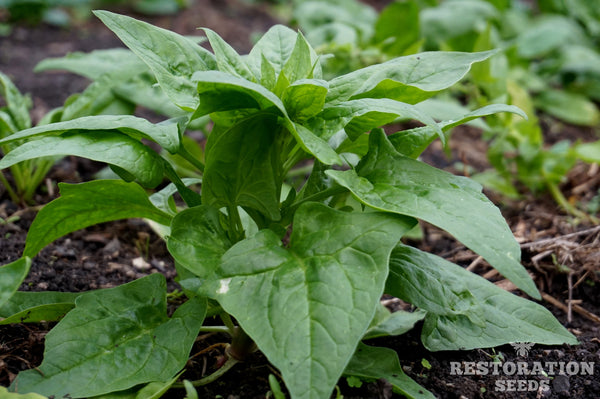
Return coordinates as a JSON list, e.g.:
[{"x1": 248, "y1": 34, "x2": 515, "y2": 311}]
[
  {"x1": 0, "y1": 115, "x2": 181, "y2": 153},
  {"x1": 344, "y1": 343, "x2": 435, "y2": 399},
  {"x1": 387, "y1": 245, "x2": 578, "y2": 350},
  {"x1": 202, "y1": 28, "x2": 256, "y2": 82},
  {"x1": 281, "y1": 31, "x2": 313, "y2": 84},
  {"x1": 93, "y1": 10, "x2": 217, "y2": 111},
  {"x1": 281, "y1": 79, "x2": 328, "y2": 122},
  {"x1": 0, "y1": 71, "x2": 31, "y2": 131},
  {"x1": 198, "y1": 203, "x2": 417, "y2": 399},
  {"x1": 0, "y1": 133, "x2": 165, "y2": 188},
  {"x1": 0, "y1": 257, "x2": 31, "y2": 308},
  {"x1": 203, "y1": 113, "x2": 282, "y2": 221},
  {"x1": 23, "y1": 180, "x2": 172, "y2": 258},
  {"x1": 327, "y1": 129, "x2": 539, "y2": 298},
  {"x1": 10, "y1": 274, "x2": 206, "y2": 398},
  {"x1": 364, "y1": 305, "x2": 426, "y2": 340},
  {"x1": 326, "y1": 50, "x2": 497, "y2": 105}
]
